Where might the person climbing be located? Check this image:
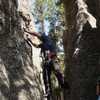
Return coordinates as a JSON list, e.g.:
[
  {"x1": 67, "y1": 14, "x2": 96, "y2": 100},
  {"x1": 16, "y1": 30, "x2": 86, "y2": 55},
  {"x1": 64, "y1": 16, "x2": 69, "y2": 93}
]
[{"x1": 23, "y1": 28, "x2": 70, "y2": 95}]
